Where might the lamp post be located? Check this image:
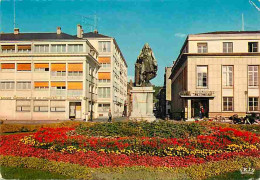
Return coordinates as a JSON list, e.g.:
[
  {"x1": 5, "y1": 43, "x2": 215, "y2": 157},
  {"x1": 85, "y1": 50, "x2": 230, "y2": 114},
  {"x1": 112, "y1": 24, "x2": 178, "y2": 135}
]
[{"x1": 89, "y1": 70, "x2": 94, "y2": 122}]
